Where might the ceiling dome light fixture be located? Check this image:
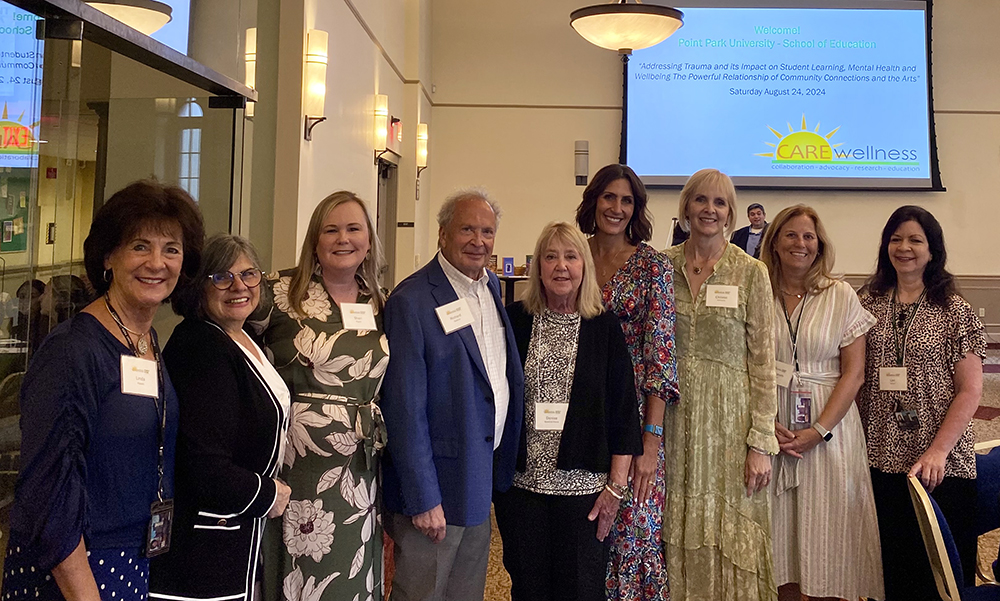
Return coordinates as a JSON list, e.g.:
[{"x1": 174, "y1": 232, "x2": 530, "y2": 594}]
[
  {"x1": 570, "y1": 0, "x2": 683, "y2": 55},
  {"x1": 86, "y1": 0, "x2": 173, "y2": 36}
]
